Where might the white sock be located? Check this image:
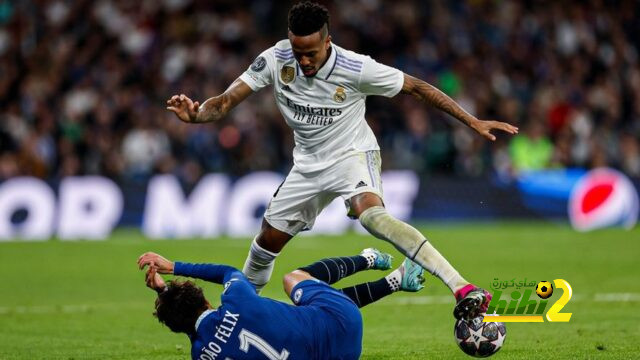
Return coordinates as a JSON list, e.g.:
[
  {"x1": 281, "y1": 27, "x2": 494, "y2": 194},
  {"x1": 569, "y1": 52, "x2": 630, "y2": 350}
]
[
  {"x1": 412, "y1": 240, "x2": 468, "y2": 293},
  {"x1": 360, "y1": 252, "x2": 376, "y2": 269},
  {"x1": 242, "y1": 238, "x2": 279, "y2": 293},
  {"x1": 359, "y1": 206, "x2": 469, "y2": 294},
  {"x1": 385, "y1": 269, "x2": 402, "y2": 292}
]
